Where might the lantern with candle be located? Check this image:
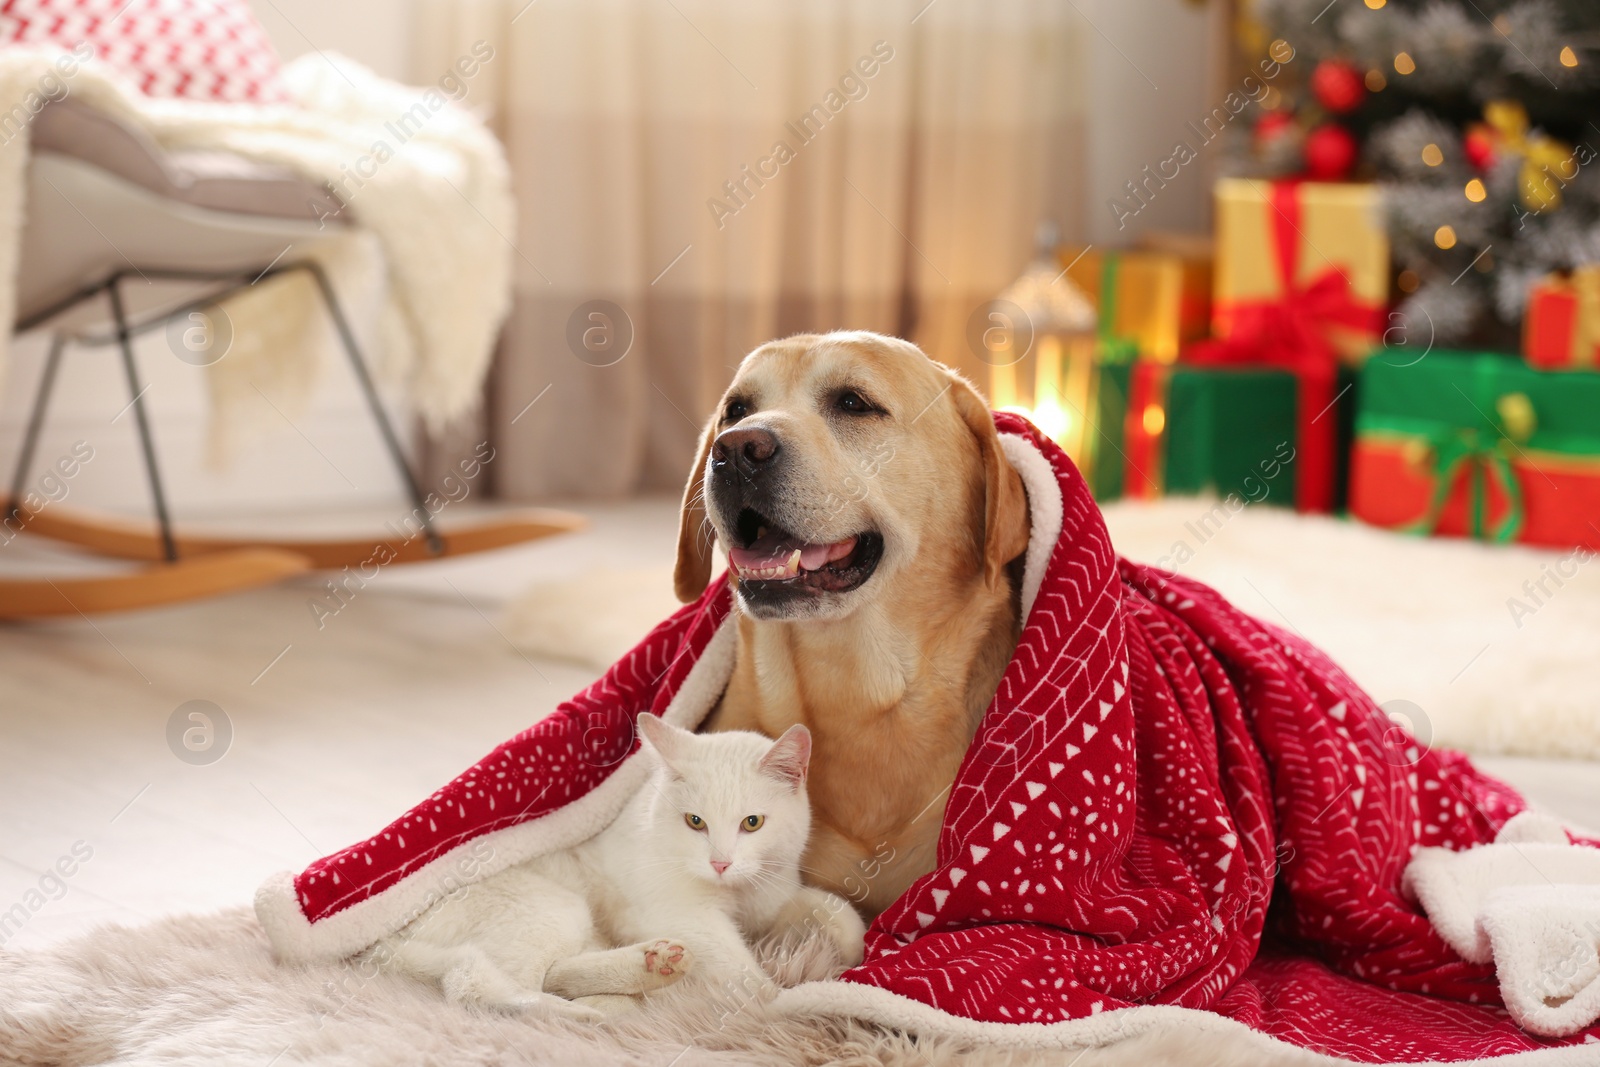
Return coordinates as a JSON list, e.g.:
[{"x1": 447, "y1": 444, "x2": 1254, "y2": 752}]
[
  {"x1": 979, "y1": 223, "x2": 1158, "y2": 495},
  {"x1": 986, "y1": 223, "x2": 1099, "y2": 458}
]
